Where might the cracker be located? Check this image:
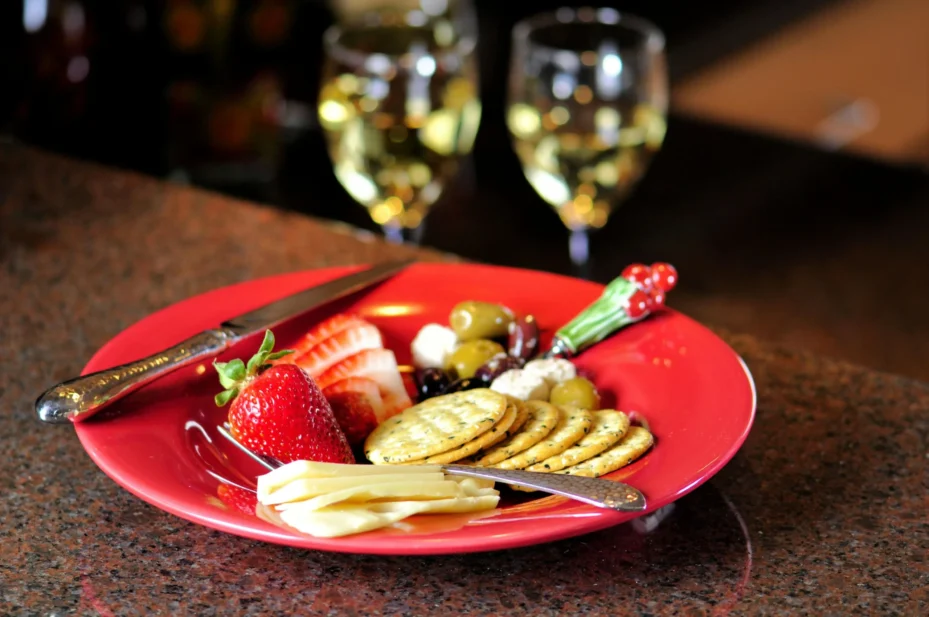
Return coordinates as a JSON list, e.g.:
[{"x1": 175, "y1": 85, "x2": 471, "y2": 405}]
[
  {"x1": 503, "y1": 397, "x2": 531, "y2": 436},
  {"x1": 364, "y1": 389, "x2": 507, "y2": 464},
  {"x1": 473, "y1": 400, "x2": 560, "y2": 466},
  {"x1": 491, "y1": 407, "x2": 593, "y2": 470},
  {"x1": 479, "y1": 397, "x2": 530, "y2": 451},
  {"x1": 556, "y1": 426, "x2": 654, "y2": 478},
  {"x1": 405, "y1": 403, "x2": 519, "y2": 465},
  {"x1": 526, "y1": 410, "x2": 630, "y2": 472}
]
